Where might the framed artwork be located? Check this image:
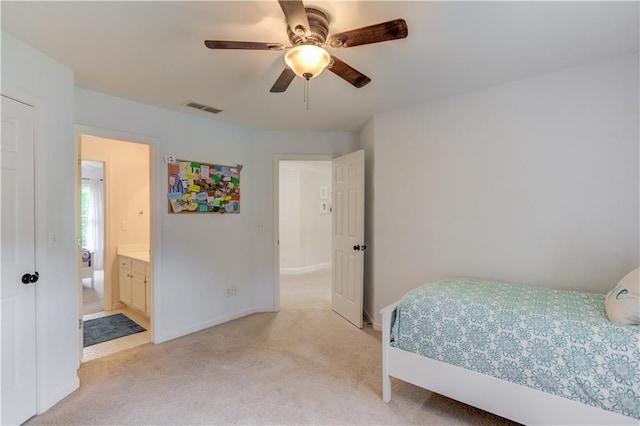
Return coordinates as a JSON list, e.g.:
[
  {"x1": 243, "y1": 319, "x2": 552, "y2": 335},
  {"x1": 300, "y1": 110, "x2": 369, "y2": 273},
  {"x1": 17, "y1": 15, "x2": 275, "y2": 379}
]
[{"x1": 167, "y1": 159, "x2": 241, "y2": 214}]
